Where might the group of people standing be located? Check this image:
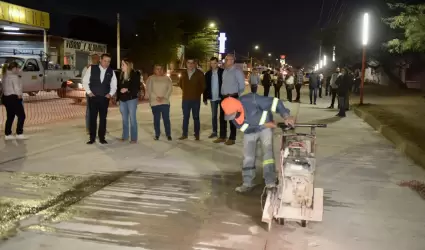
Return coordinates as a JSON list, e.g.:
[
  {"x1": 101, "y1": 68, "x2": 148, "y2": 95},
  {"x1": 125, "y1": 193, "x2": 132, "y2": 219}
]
[
  {"x1": 248, "y1": 67, "x2": 304, "y2": 103},
  {"x1": 81, "y1": 53, "x2": 245, "y2": 145},
  {"x1": 308, "y1": 67, "x2": 352, "y2": 117}
]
